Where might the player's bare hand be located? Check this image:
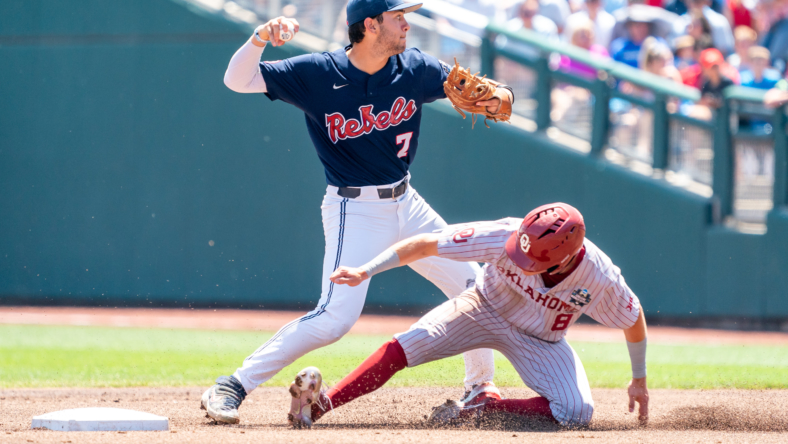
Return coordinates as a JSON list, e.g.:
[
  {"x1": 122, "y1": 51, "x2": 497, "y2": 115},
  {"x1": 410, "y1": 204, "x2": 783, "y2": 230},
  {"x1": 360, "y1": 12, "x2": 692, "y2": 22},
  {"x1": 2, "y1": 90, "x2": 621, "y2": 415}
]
[
  {"x1": 330, "y1": 266, "x2": 369, "y2": 287},
  {"x1": 254, "y1": 16, "x2": 300, "y2": 47},
  {"x1": 475, "y1": 89, "x2": 512, "y2": 114},
  {"x1": 627, "y1": 377, "x2": 649, "y2": 425}
]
